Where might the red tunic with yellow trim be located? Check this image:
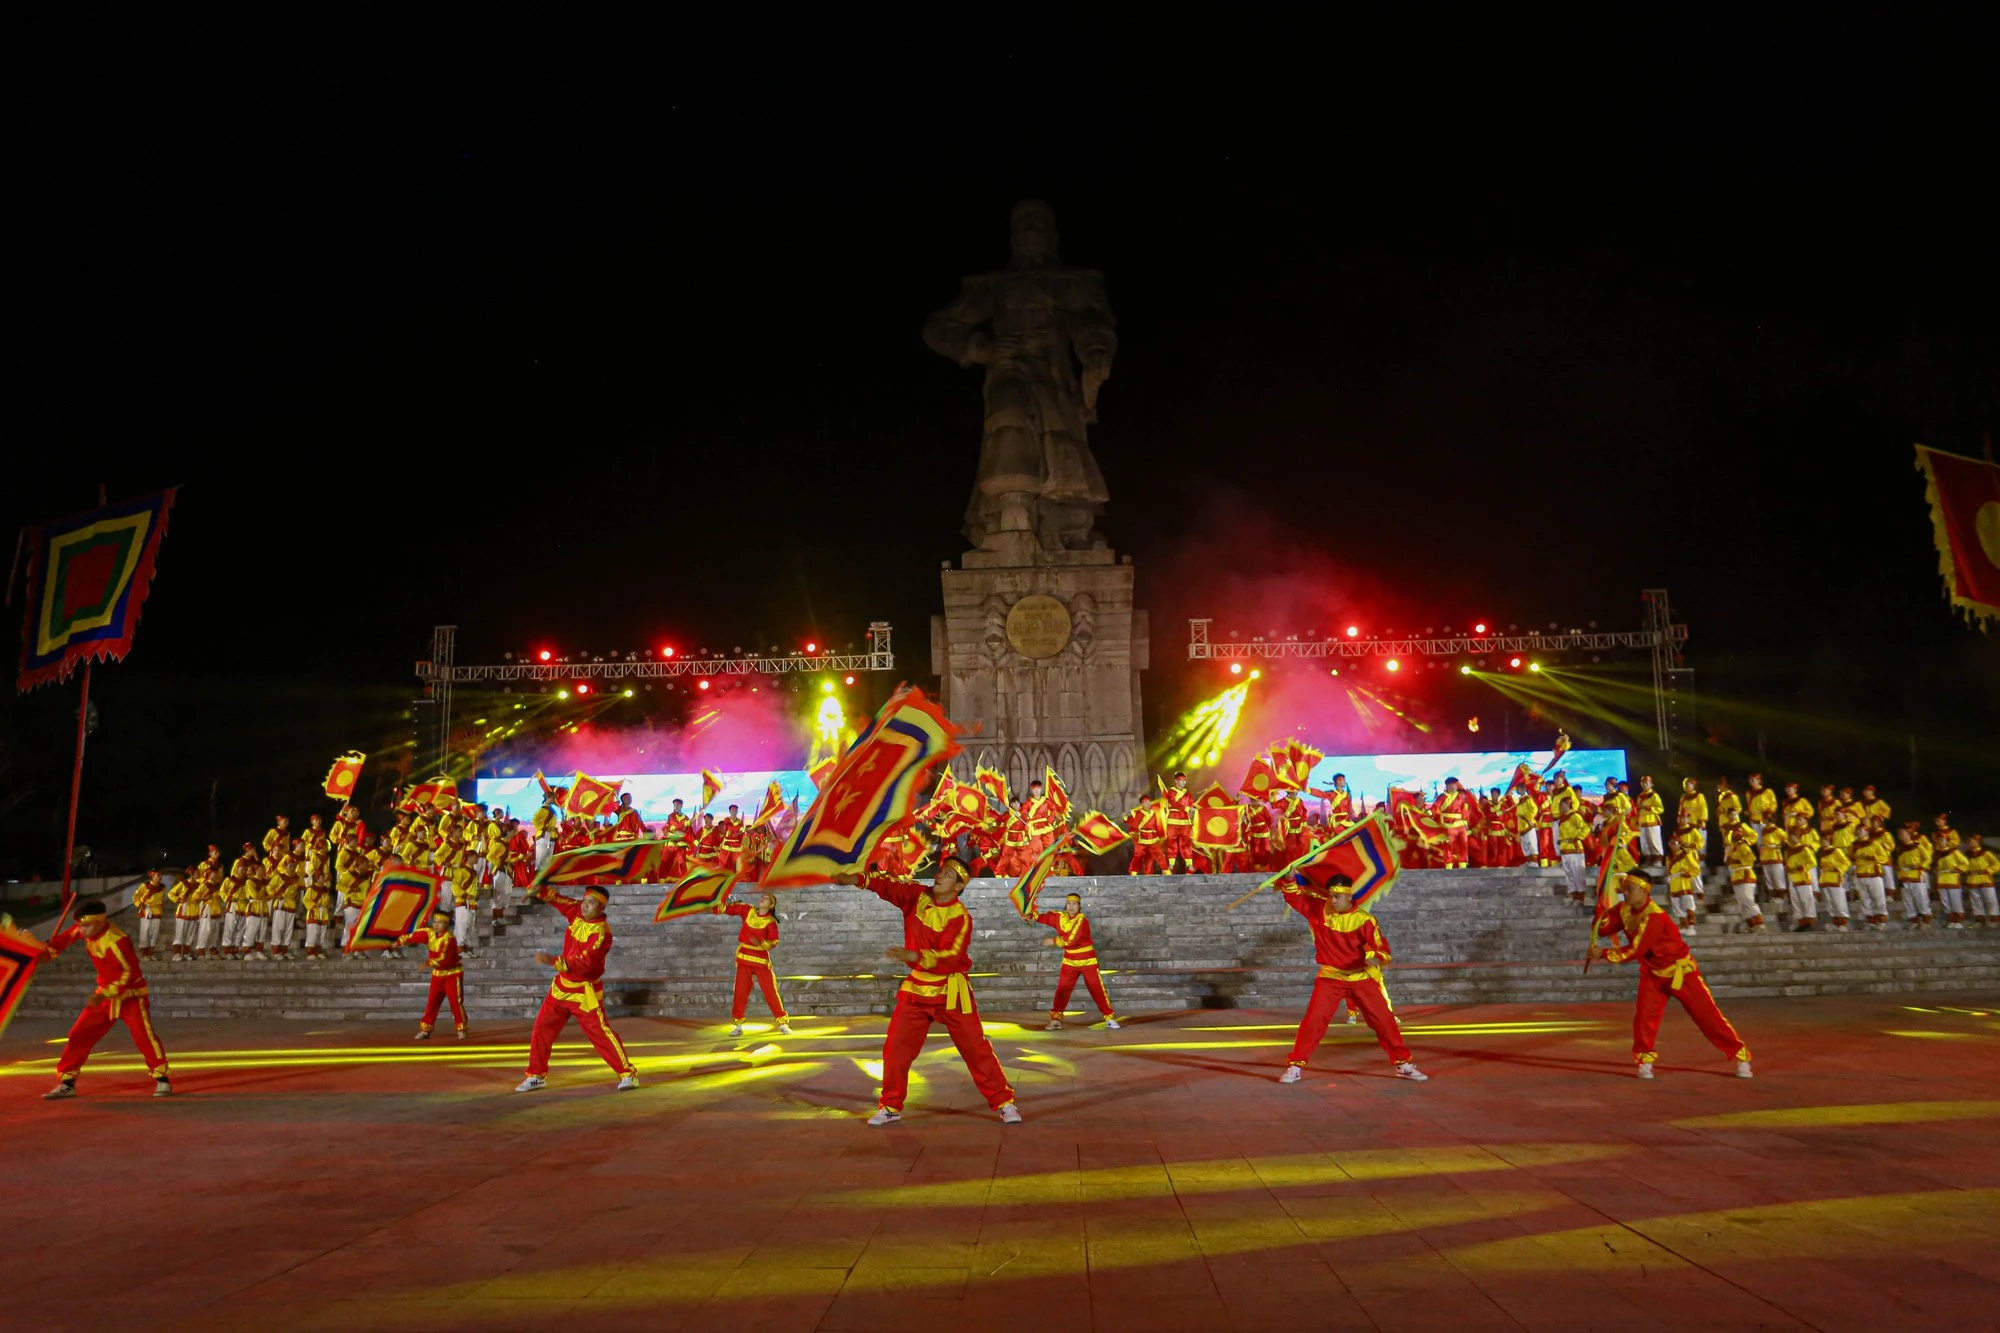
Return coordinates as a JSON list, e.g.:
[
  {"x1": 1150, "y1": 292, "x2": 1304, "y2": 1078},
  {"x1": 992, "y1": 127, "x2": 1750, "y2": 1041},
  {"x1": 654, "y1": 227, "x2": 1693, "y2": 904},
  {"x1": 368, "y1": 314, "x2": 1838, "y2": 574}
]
[
  {"x1": 859, "y1": 874, "x2": 975, "y2": 1007},
  {"x1": 1035, "y1": 908, "x2": 1099, "y2": 968},
  {"x1": 1601, "y1": 900, "x2": 1700, "y2": 988},
  {"x1": 403, "y1": 927, "x2": 463, "y2": 976},
  {"x1": 723, "y1": 901, "x2": 779, "y2": 967},
  {"x1": 47, "y1": 924, "x2": 150, "y2": 1015},
  {"x1": 535, "y1": 886, "x2": 614, "y2": 1008},
  {"x1": 1279, "y1": 890, "x2": 1391, "y2": 981}
]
